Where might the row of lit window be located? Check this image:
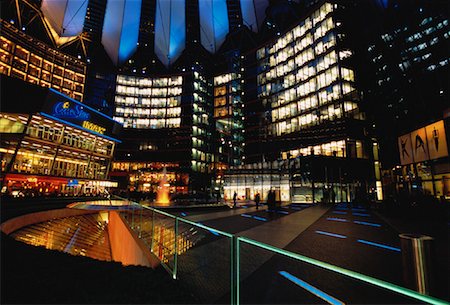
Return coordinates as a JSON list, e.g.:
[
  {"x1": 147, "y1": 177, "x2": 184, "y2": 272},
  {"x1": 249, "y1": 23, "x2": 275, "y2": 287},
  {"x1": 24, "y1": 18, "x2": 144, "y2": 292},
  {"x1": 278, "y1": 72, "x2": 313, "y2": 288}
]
[
  {"x1": 265, "y1": 30, "x2": 335, "y2": 70},
  {"x1": 116, "y1": 75, "x2": 182, "y2": 87},
  {"x1": 214, "y1": 73, "x2": 239, "y2": 86},
  {"x1": 260, "y1": 66, "x2": 354, "y2": 105},
  {"x1": 272, "y1": 100, "x2": 358, "y2": 122},
  {"x1": 113, "y1": 117, "x2": 181, "y2": 129},
  {"x1": 270, "y1": 99, "x2": 358, "y2": 136},
  {"x1": 260, "y1": 34, "x2": 336, "y2": 85},
  {"x1": 286, "y1": 140, "x2": 348, "y2": 158},
  {"x1": 115, "y1": 96, "x2": 181, "y2": 107},
  {"x1": 259, "y1": 3, "x2": 334, "y2": 58},
  {"x1": 116, "y1": 85, "x2": 182, "y2": 97},
  {"x1": 115, "y1": 107, "x2": 181, "y2": 118}
]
